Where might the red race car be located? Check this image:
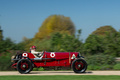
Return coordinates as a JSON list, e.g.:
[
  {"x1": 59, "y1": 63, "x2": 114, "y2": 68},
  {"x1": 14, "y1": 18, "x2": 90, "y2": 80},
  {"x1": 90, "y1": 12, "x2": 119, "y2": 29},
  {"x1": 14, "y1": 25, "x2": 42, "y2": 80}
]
[{"x1": 11, "y1": 51, "x2": 87, "y2": 74}]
